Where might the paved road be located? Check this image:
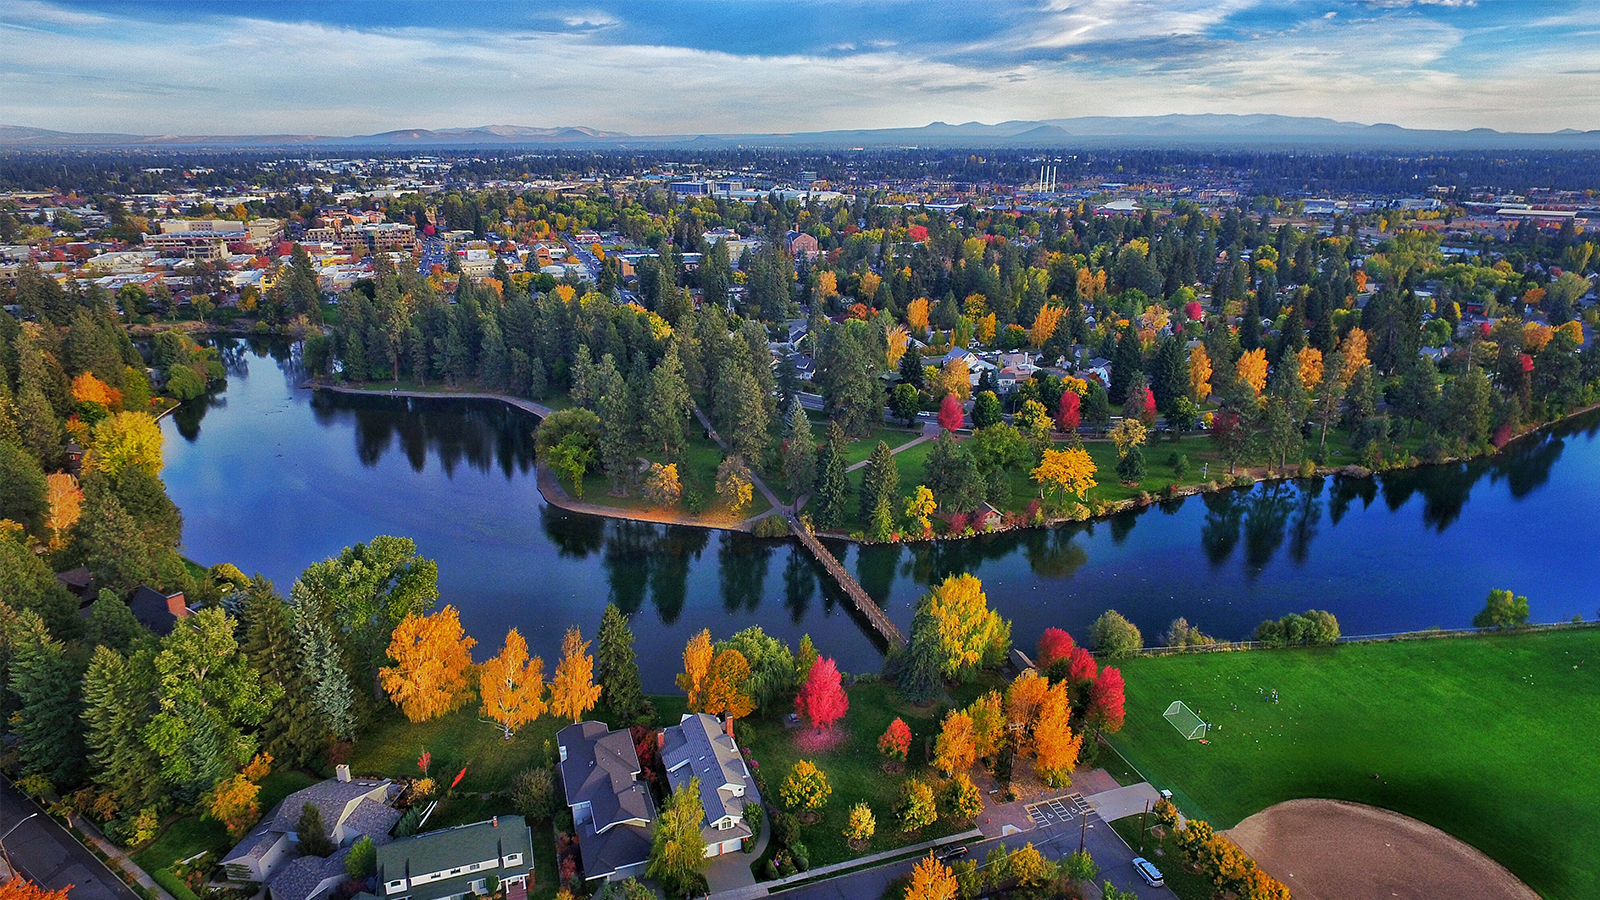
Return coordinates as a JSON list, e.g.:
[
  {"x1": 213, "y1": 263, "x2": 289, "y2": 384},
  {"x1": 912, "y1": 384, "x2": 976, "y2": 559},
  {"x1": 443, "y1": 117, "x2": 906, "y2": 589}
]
[
  {"x1": 0, "y1": 777, "x2": 143, "y2": 900},
  {"x1": 774, "y1": 809, "x2": 1176, "y2": 900}
]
